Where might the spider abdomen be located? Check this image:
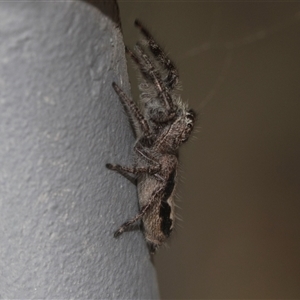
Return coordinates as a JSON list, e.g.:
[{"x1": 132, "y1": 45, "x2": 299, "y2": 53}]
[{"x1": 137, "y1": 155, "x2": 177, "y2": 252}]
